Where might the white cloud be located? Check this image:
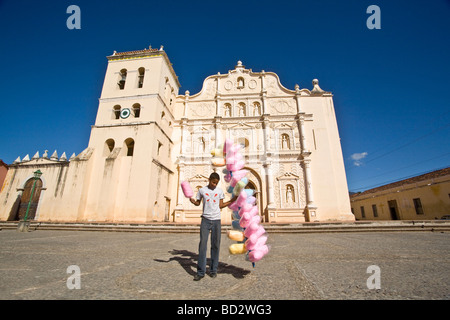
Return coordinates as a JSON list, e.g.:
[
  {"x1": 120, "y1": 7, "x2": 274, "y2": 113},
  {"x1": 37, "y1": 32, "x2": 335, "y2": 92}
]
[{"x1": 350, "y1": 152, "x2": 368, "y2": 166}]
